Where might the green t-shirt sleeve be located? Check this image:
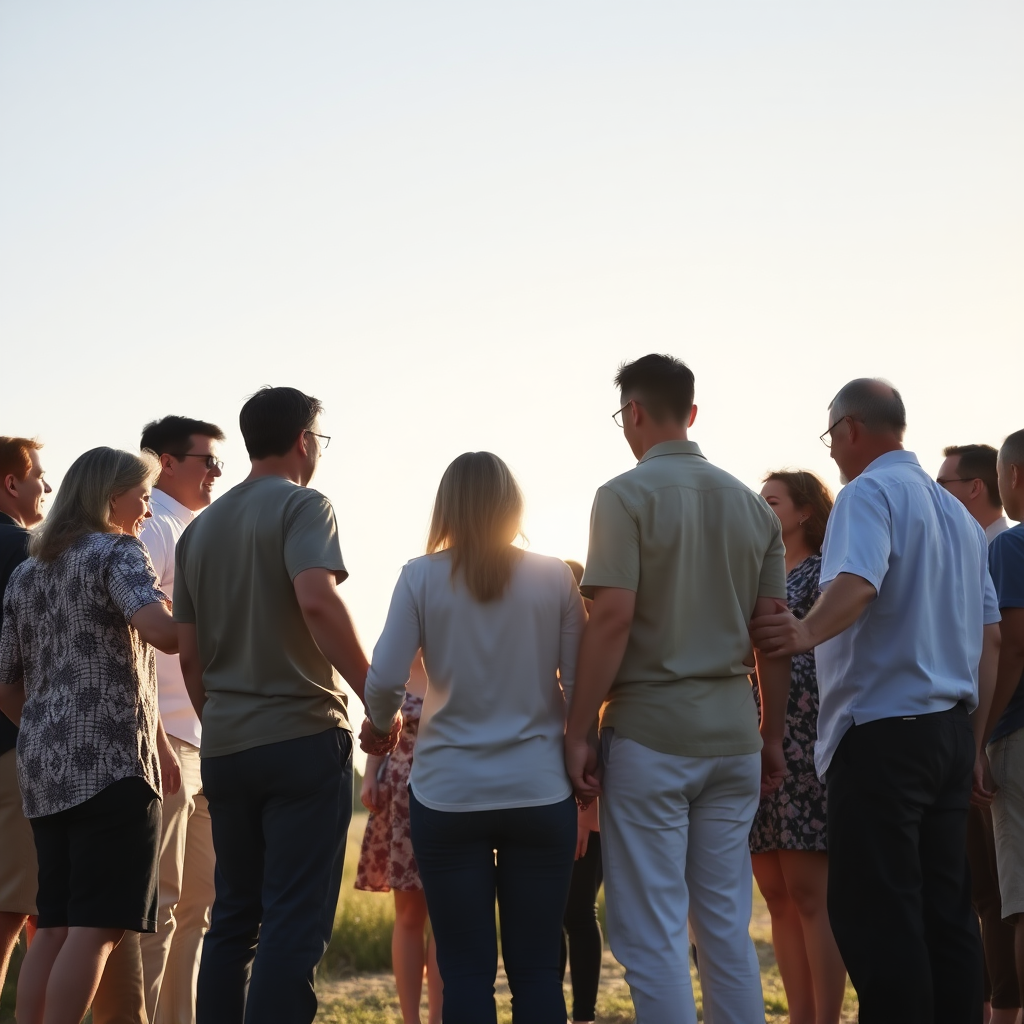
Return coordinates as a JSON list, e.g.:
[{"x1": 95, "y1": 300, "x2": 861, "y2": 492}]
[
  {"x1": 580, "y1": 485, "x2": 640, "y2": 599},
  {"x1": 172, "y1": 539, "x2": 196, "y2": 623},
  {"x1": 283, "y1": 491, "x2": 348, "y2": 582},
  {"x1": 758, "y1": 519, "x2": 788, "y2": 599}
]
